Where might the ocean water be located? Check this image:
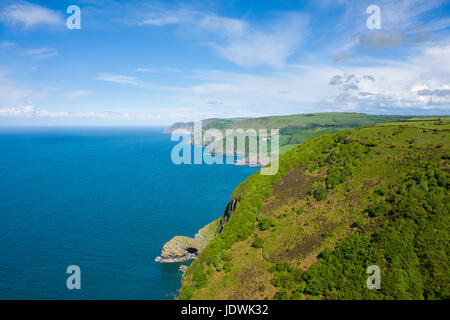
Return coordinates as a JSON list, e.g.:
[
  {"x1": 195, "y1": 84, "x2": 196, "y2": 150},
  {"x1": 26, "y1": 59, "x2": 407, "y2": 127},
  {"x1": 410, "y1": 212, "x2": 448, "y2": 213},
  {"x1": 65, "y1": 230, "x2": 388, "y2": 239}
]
[{"x1": 0, "y1": 127, "x2": 258, "y2": 299}]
